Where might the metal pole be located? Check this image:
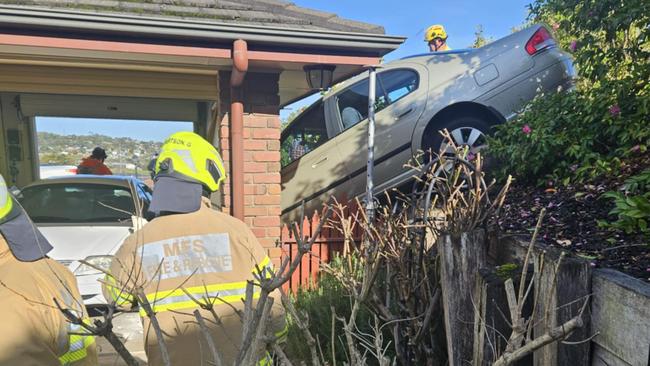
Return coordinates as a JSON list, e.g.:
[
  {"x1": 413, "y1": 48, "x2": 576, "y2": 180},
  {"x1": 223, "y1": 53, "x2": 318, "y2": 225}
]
[{"x1": 366, "y1": 66, "x2": 377, "y2": 222}]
